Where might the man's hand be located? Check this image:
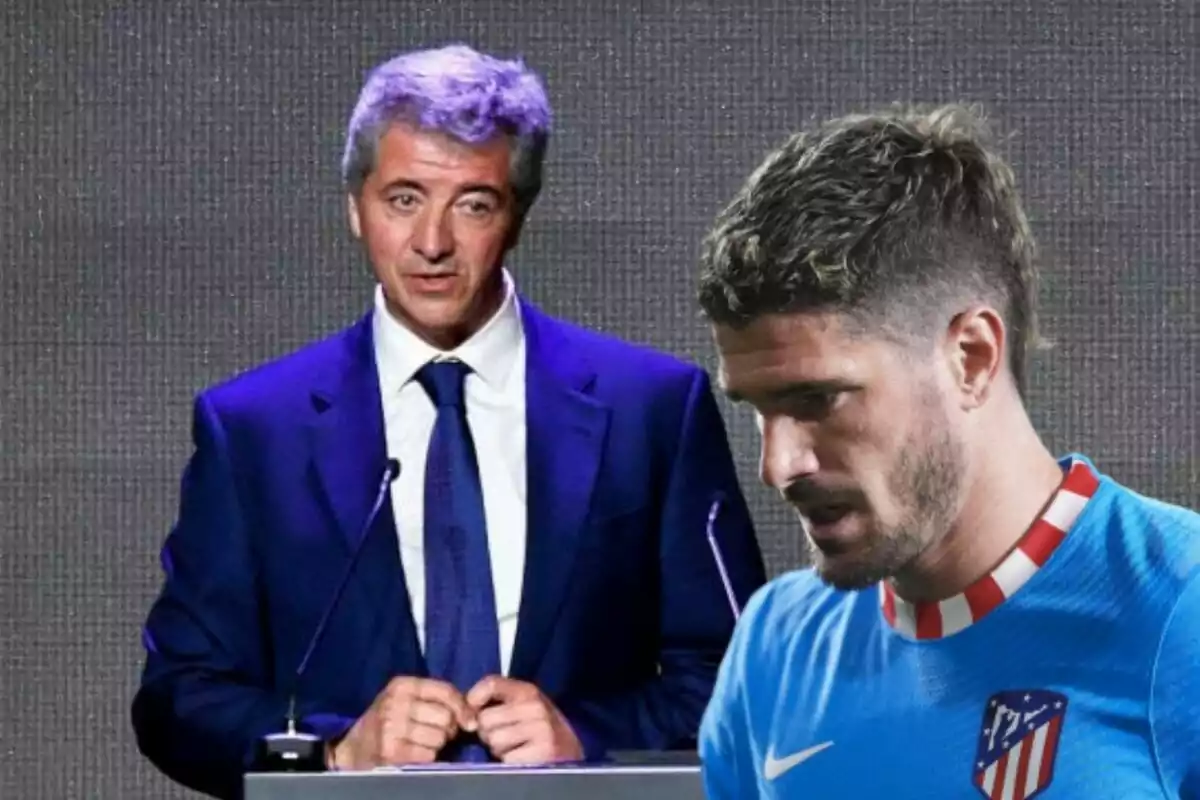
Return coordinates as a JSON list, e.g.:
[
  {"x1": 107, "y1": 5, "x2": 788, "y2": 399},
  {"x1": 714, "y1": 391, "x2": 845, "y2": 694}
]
[
  {"x1": 329, "y1": 677, "x2": 476, "y2": 769},
  {"x1": 467, "y1": 676, "x2": 583, "y2": 764}
]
